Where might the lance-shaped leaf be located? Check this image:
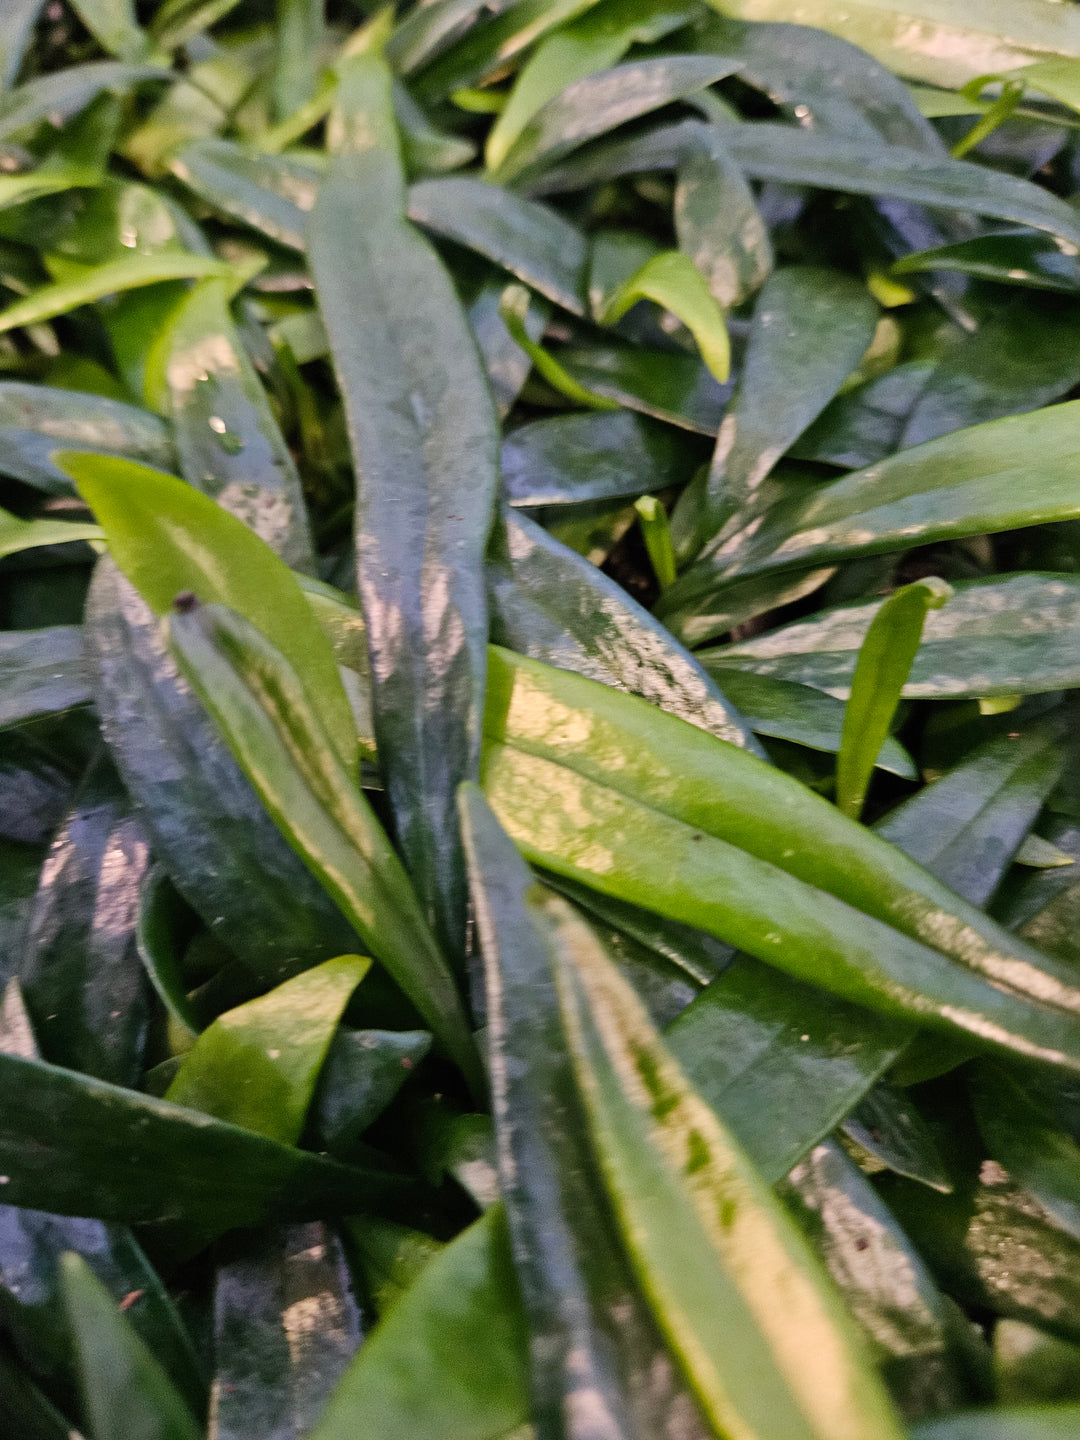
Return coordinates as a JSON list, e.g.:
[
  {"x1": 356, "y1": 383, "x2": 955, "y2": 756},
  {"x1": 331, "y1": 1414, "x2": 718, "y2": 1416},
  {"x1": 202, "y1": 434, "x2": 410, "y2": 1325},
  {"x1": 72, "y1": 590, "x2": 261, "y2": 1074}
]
[
  {"x1": 493, "y1": 55, "x2": 743, "y2": 183},
  {"x1": 671, "y1": 265, "x2": 878, "y2": 556},
  {"x1": 479, "y1": 647, "x2": 1080, "y2": 1070},
  {"x1": 707, "y1": 574, "x2": 1080, "y2": 699},
  {"x1": 544, "y1": 891, "x2": 904, "y2": 1440},
  {"x1": 170, "y1": 141, "x2": 317, "y2": 252},
  {"x1": 461, "y1": 785, "x2": 714, "y2": 1438},
  {"x1": 20, "y1": 758, "x2": 151, "y2": 1086},
  {"x1": 0, "y1": 62, "x2": 169, "y2": 146},
  {"x1": 488, "y1": 505, "x2": 759, "y2": 749},
  {"x1": 62, "y1": 1253, "x2": 202, "y2": 1440},
  {"x1": 145, "y1": 276, "x2": 316, "y2": 573},
  {"x1": 85, "y1": 562, "x2": 356, "y2": 989},
  {"x1": 62, "y1": 452, "x2": 354, "y2": 772},
  {"x1": 309, "y1": 57, "x2": 498, "y2": 955},
  {"x1": 0, "y1": 508, "x2": 102, "y2": 560},
  {"x1": 0, "y1": 252, "x2": 240, "y2": 337},
  {"x1": 0, "y1": 0, "x2": 46, "y2": 89},
  {"x1": 836, "y1": 577, "x2": 952, "y2": 820},
  {"x1": 840, "y1": 1083, "x2": 953, "y2": 1193},
  {"x1": 876, "y1": 726, "x2": 1065, "y2": 909},
  {"x1": 994, "y1": 1320, "x2": 1080, "y2": 1405},
  {"x1": 912, "y1": 1407, "x2": 1080, "y2": 1440},
  {"x1": 666, "y1": 959, "x2": 908, "y2": 1184},
  {"x1": 209, "y1": 1222, "x2": 364, "y2": 1440},
  {"x1": 559, "y1": 335, "x2": 731, "y2": 433},
  {"x1": 675, "y1": 121, "x2": 772, "y2": 308},
  {"x1": 0, "y1": 1047, "x2": 407, "y2": 1229},
  {"x1": 0, "y1": 628, "x2": 91, "y2": 730},
  {"x1": 502, "y1": 408, "x2": 704, "y2": 508},
  {"x1": 165, "y1": 956, "x2": 368, "y2": 1146},
  {"x1": 406, "y1": 176, "x2": 587, "y2": 314},
  {"x1": 709, "y1": 669, "x2": 916, "y2": 777},
  {"x1": 0, "y1": 381, "x2": 175, "y2": 495},
  {"x1": 893, "y1": 229, "x2": 1080, "y2": 295},
  {"x1": 0, "y1": 1342, "x2": 73, "y2": 1440},
  {"x1": 311, "y1": 1027, "x2": 433, "y2": 1156},
  {"x1": 600, "y1": 249, "x2": 730, "y2": 383},
  {"x1": 309, "y1": 1206, "x2": 531, "y2": 1440},
  {"x1": 781, "y1": 1138, "x2": 975, "y2": 1419},
  {"x1": 498, "y1": 283, "x2": 618, "y2": 409},
  {"x1": 167, "y1": 602, "x2": 480, "y2": 1095}
]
